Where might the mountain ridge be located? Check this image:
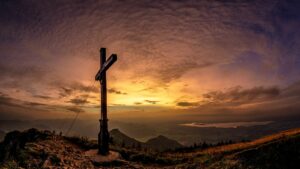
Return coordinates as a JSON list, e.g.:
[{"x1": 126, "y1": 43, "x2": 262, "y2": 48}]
[{"x1": 110, "y1": 128, "x2": 183, "y2": 151}]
